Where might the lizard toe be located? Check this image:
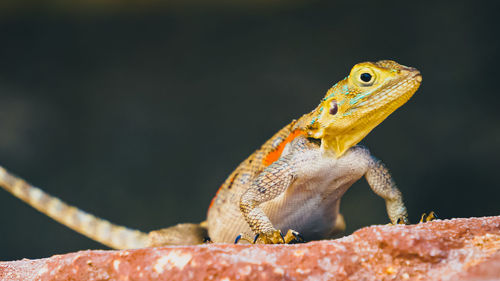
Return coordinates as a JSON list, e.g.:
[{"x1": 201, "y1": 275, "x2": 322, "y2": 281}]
[
  {"x1": 419, "y1": 211, "x2": 437, "y2": 223},
  {"x1": 254, "y1": 229, "x2": 286, "y2": 244},
  {"x1": 283, "y1": 229, "x2": 305, "y2": 244}
]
